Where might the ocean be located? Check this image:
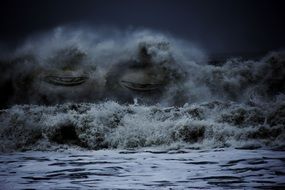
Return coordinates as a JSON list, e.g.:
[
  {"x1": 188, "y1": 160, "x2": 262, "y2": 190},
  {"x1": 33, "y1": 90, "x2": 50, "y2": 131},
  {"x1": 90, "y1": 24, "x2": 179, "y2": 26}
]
[{"x1": 0, "y1": 28, "x2": 284, "y2": 189}]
